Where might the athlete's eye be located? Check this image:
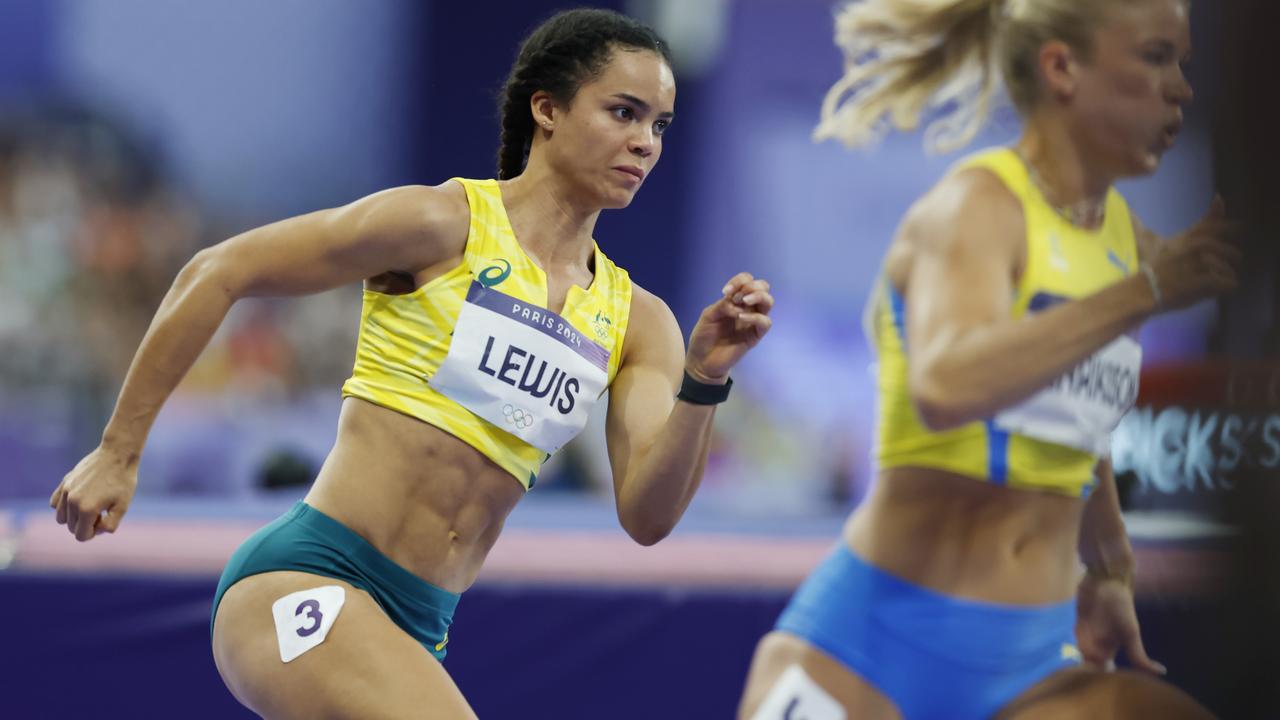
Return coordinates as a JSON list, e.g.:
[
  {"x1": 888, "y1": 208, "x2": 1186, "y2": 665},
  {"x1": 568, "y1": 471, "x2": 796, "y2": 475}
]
[
  {"x1": 611, "y1": 106, "x2": 635, "y2": 121},
  {"x1": 1142, "y1": 43, "x2": 1176, "y2": 66}
]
